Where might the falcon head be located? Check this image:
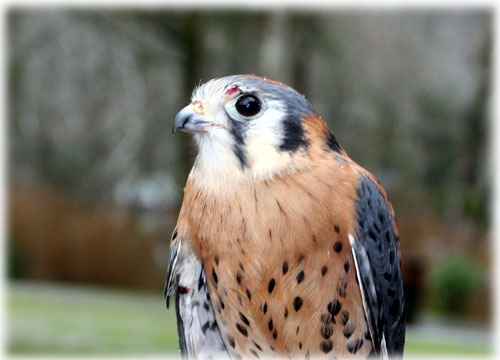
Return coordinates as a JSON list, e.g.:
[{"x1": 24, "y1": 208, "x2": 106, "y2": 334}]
[{"x1": 173, "y1": 75, "x2": 342, "y2": 188}]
